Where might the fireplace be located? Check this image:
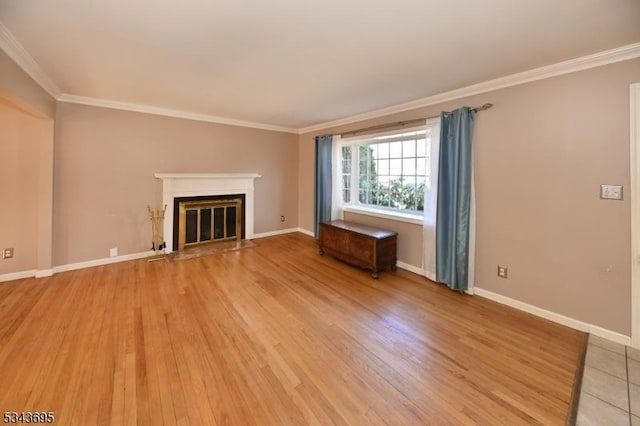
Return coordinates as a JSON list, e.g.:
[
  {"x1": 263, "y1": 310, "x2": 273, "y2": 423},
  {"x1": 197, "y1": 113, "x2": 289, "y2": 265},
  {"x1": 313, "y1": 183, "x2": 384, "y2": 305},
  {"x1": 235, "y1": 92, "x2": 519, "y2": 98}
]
[
  {"x1": 155, "y1": 173, "x2": 261, "y2": 254},
  {"x1": 173, "y1": 194, "x2": 246, "y2": 251}
]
